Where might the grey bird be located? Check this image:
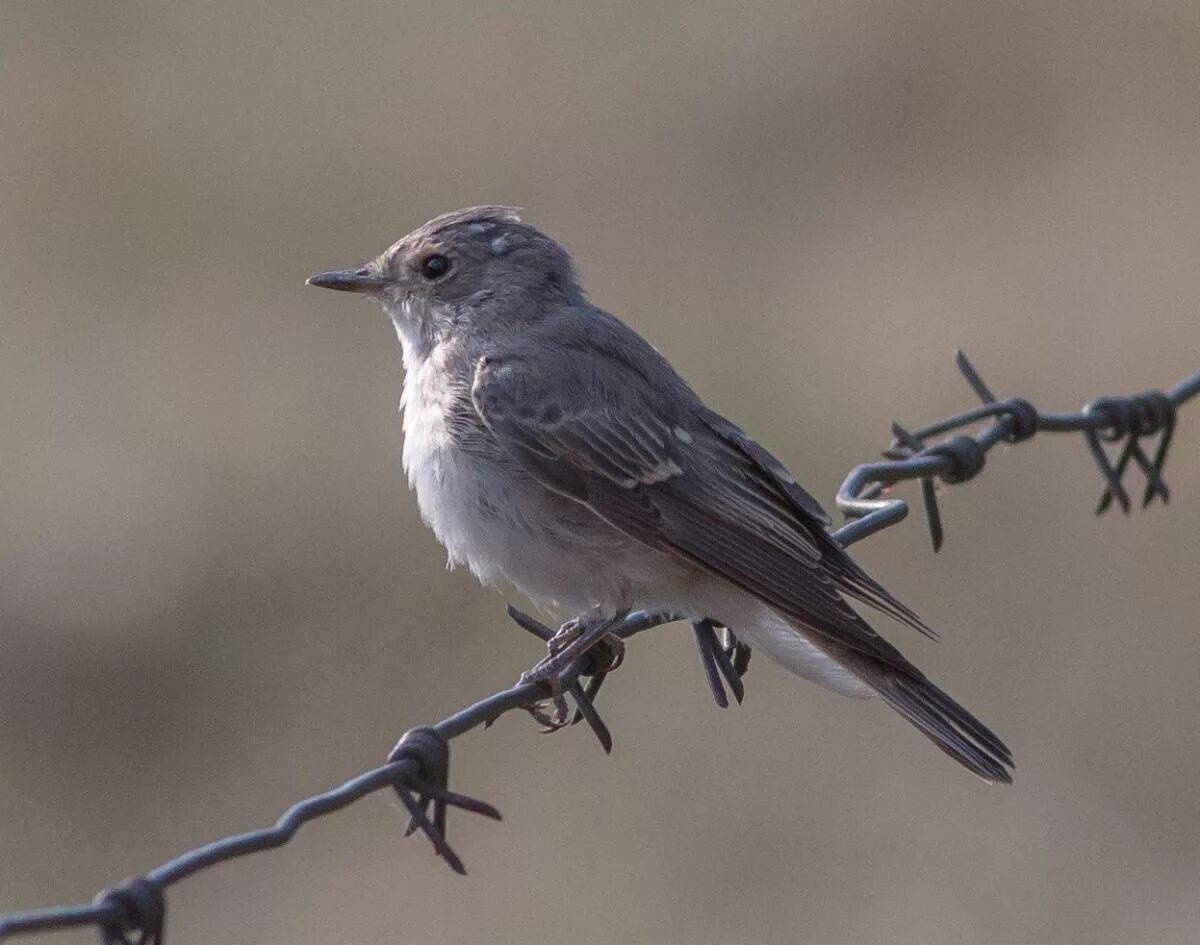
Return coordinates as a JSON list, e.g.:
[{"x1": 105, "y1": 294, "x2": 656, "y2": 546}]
[{"x1": 308, "y1": 206, "x2": 1013, "y2": 784}]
